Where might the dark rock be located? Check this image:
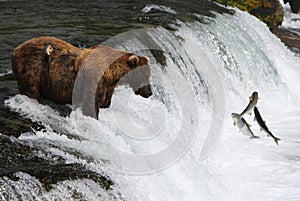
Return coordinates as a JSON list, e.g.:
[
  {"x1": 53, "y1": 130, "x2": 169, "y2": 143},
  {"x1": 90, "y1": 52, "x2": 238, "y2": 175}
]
[
  {"x1": 0, "y1": 135, "x2": 113, "y2": 191},
  {"x1": 274, "y1": 27, "x2": 300, "y2": 54}
]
